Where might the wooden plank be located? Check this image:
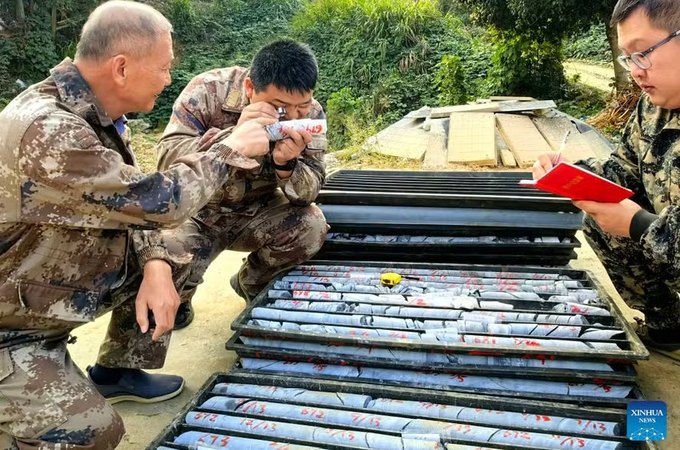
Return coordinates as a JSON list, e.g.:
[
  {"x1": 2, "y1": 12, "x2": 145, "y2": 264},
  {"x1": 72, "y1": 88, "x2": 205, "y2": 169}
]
[
  {"x1": 533, "y1": 116, "x2": 577, "y2": 151},
  {"x1": 406, "y1": 103, "x2": 500, "y2": 119},
  {"x1": 490, "y1": 95, "x2": 537, "y2": 102},
  {"x1": 447, "y1": 112, "x2": 497, "y2": 166},
  {"x1": 404, "y1": 106, "x2": 432, "y2": 119},
  {"x1": 495, "y1": 128, "x2": 516, "y2": 167},
  {"x1": 428, "y1": 100, "x2": 555, "y2": 118},
  {"x1": 405, "y1": 100, "x2": 555, "y2": 119},
  {"x1": 498, "y1": 100, "x2": 556, "y2": 113},
  {"x1": 423, "y1": 119, "x2": 448, "y2": 169},
  {"x1": 581, "y1": 130, "x2": 615, "y2": 160},
  {"x1": 433, "y1": 103, "x2": 501, "y2": 117},
  {"x1": 496, "y1": 113, "x2": 552, "y2": 168},
  {"x1": 371, "y1": 116, "x2": 429, "y2": 160},
  {"x1": 533, "y1": 116, "x2": 595, "y2": 162},
  {"x1": 499, "y1": 149, "x2": 517, "y2": 167}
]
